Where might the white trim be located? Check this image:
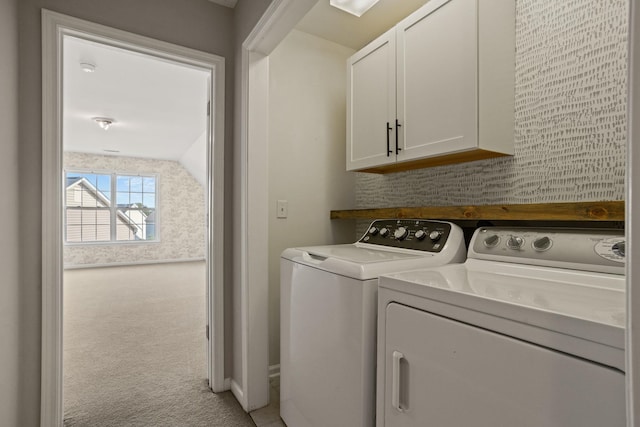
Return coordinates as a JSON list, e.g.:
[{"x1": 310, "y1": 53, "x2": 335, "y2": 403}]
[
  {"x1": 628, "y1": 0, "x2": 638, "y2": 424},
  {"x1": 41, "y1": 10, "x2": 226, "y2": 426},
  {"x1": 238, "y1": 0, "x2": 317, "y2": 413},
  {"x1": 63, "y1": 258, "x2": 205, "y2": 270},
  {"x1": 231, "y1": 378, "x2": 245, "y2": 405},
  {"x1": 268, "y1": 364, "x2": 280, "y2": 379}
]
